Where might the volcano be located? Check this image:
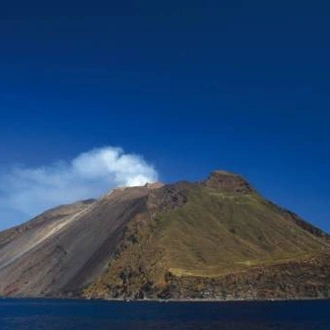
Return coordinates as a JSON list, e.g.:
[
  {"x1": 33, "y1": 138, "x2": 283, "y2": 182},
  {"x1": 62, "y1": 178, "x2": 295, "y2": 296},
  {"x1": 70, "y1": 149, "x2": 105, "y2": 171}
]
[{"x1": 0, "y1": 171, "x2": 329, "y2": 300}]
